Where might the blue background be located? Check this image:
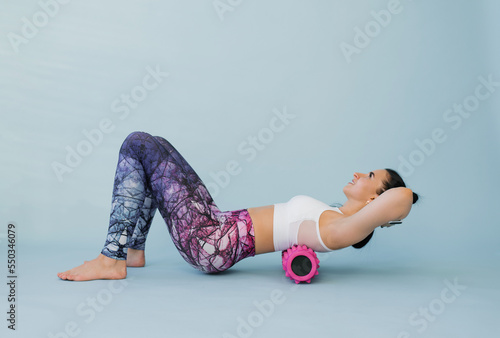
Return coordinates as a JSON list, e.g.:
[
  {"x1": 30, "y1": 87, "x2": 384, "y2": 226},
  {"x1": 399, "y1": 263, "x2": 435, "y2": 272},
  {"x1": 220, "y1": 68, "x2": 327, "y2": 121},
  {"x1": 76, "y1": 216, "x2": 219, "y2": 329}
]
[{"x1": 1, "y1": 1, "x2": 499, "y2": 337}]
